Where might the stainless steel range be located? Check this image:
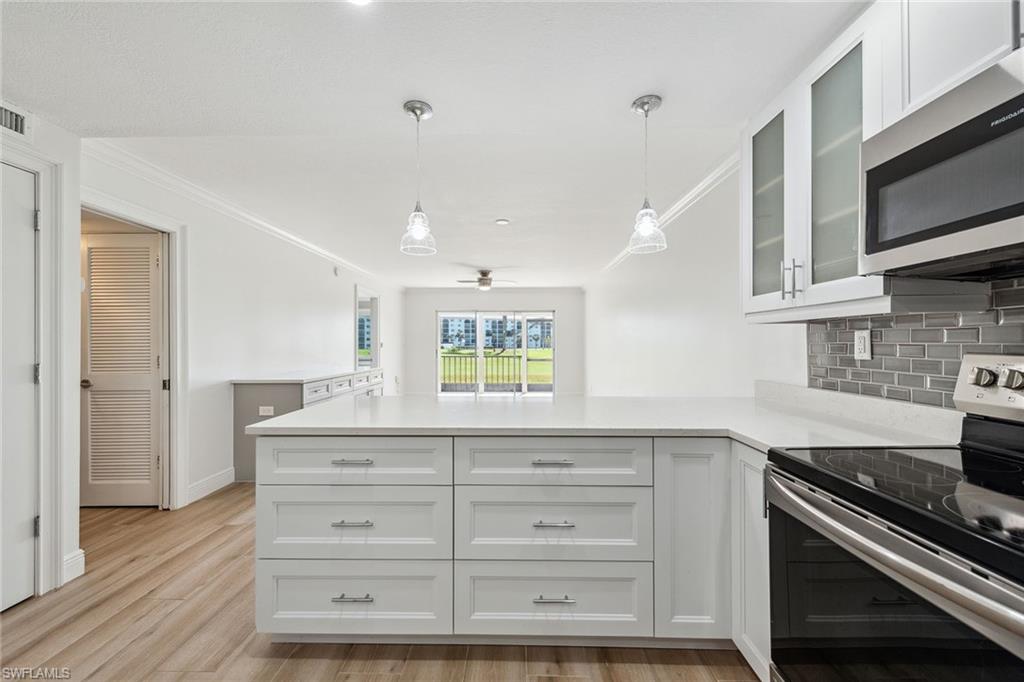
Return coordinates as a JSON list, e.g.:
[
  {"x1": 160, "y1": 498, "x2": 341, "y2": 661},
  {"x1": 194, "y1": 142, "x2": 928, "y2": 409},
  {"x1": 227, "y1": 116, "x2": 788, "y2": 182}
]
[{"x1": 767, "y1": 354, "x2": 1024, "y2": 681}]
